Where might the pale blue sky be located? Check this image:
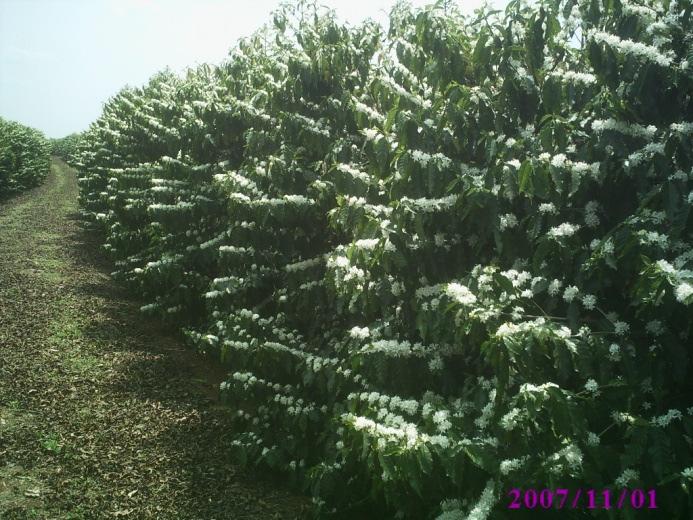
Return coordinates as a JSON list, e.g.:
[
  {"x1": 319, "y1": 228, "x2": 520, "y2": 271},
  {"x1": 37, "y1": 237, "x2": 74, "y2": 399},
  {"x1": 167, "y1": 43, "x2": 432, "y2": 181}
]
[{"x1": 0, "y1": 0, "x2": 504, "y2": 138}]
